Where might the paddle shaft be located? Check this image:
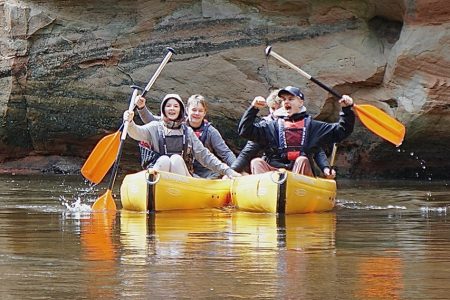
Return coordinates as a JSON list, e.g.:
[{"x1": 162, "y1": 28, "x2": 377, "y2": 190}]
[
  {"x1": 122, "y1": 48, "x2": 175, "y2": 140},
  {"x1": 107, "y1": 88, "x2": 140, "y2": 192},
  {"x1": 265, "y1": 46, "x2": 342, "y2": 99},
  {"x1": 141, "y1": 47, "x2": 175, "y2": 97},
  {"x1": 330, "y1": 143, "x2": 338, "y2": 169},
  {"x1": 124, "y1": 48, "x2": 176, "y2": 123}
]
